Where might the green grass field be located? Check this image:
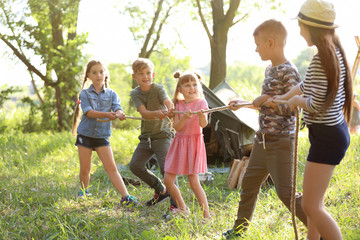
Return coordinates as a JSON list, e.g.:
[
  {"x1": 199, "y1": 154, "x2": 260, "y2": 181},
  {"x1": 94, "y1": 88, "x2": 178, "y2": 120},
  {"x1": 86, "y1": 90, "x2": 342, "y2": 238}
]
[{"x1": 0, "y1": 129, "x2": 359, "y2": 239}]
